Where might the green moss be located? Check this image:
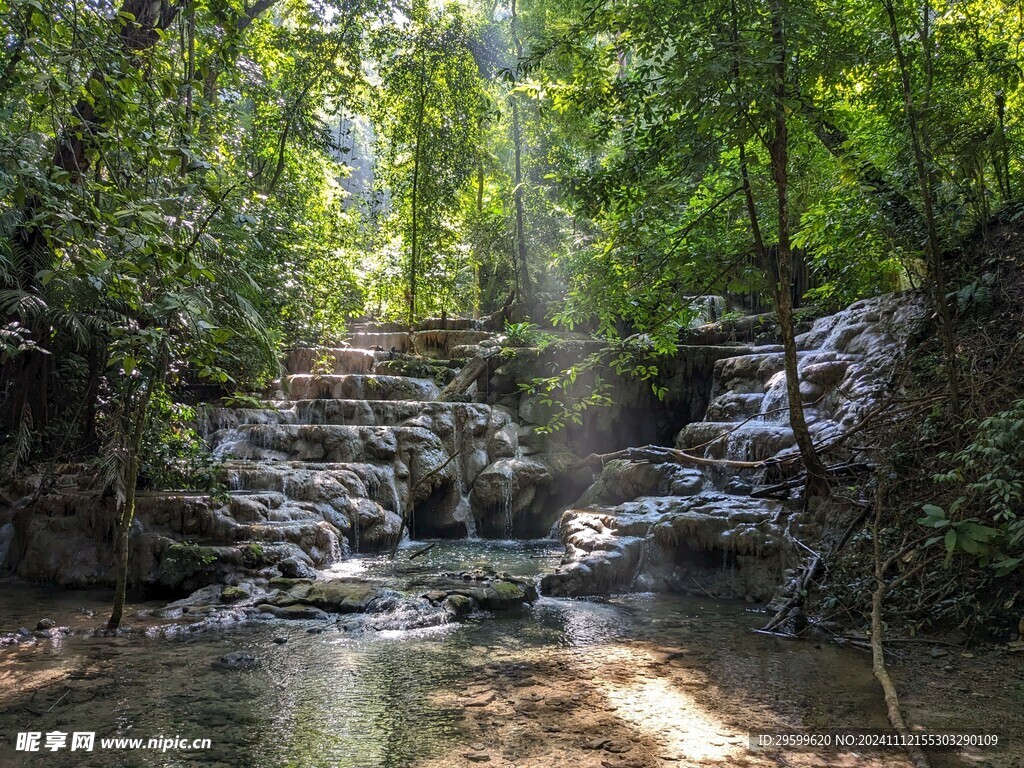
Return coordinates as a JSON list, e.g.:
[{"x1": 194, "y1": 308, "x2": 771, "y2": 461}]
[
  {"x1": 490, "y1": 581, "x2": 526, "y2": 600},
  {"x1": 221, "y1": 585, "x2": 249, "y2": 602},
  {"x1": 241, "y1": 542, "x2": 269, "y2": 568},
  {"x1": 443, "y1": 594, "x2": 475, "y2": 618}
]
